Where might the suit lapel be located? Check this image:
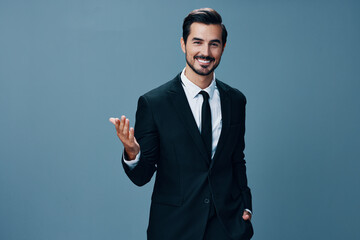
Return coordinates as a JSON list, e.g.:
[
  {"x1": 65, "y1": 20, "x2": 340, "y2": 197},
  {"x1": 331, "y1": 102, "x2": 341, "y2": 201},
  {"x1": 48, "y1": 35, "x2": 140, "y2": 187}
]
[
  {"x1": 167, "y1": 75, "x2": 211, "y2": 166},
  {"x1": 211, "y1": 80, "x2": 231, "y2": 168}
]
